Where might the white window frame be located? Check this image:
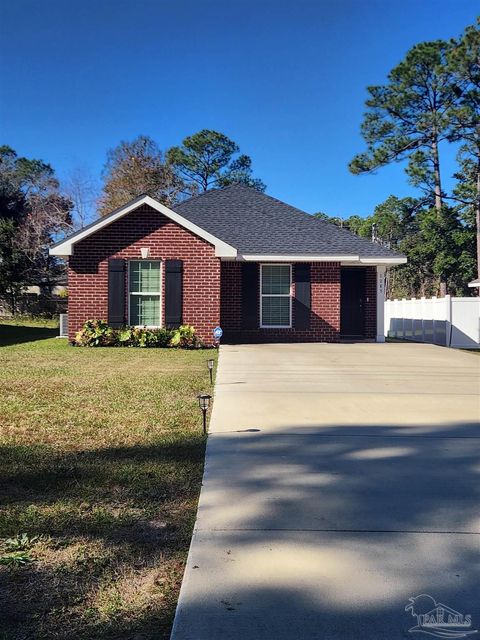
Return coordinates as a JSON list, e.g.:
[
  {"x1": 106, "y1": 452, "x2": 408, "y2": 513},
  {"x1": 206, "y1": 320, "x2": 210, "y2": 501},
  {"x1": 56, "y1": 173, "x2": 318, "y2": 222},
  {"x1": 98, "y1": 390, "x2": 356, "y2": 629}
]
[
  {"x1": 260, "y1": 263, "x2": 292, "y2": 329},
  {"x1": 127, "y1": 259, "x2": 162, "y2": 328}
]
